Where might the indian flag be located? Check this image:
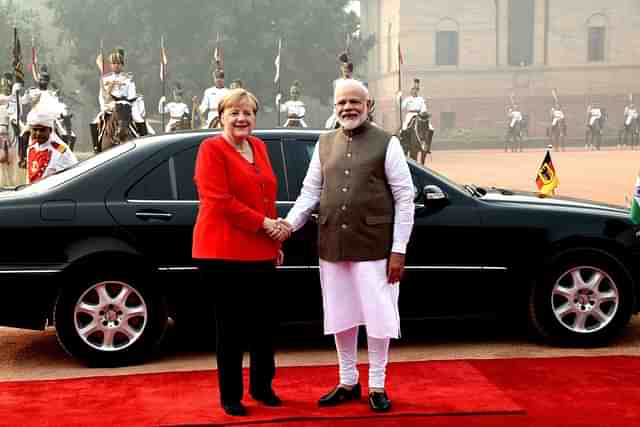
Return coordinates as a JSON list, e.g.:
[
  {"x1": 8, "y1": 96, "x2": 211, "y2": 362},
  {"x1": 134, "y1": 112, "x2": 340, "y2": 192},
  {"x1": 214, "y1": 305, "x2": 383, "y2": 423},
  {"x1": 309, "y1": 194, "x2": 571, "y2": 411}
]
[{"x1": 631, "y1": 175, "x2": 640, "y2": 224}]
